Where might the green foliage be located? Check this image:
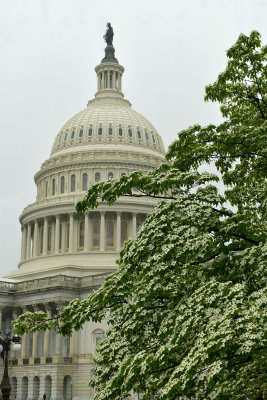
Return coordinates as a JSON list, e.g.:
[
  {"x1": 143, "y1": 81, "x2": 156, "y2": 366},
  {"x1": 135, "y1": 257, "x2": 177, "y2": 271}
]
[{"x1": 13, "y1": 31, "x2": 267, "y2": 399}]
